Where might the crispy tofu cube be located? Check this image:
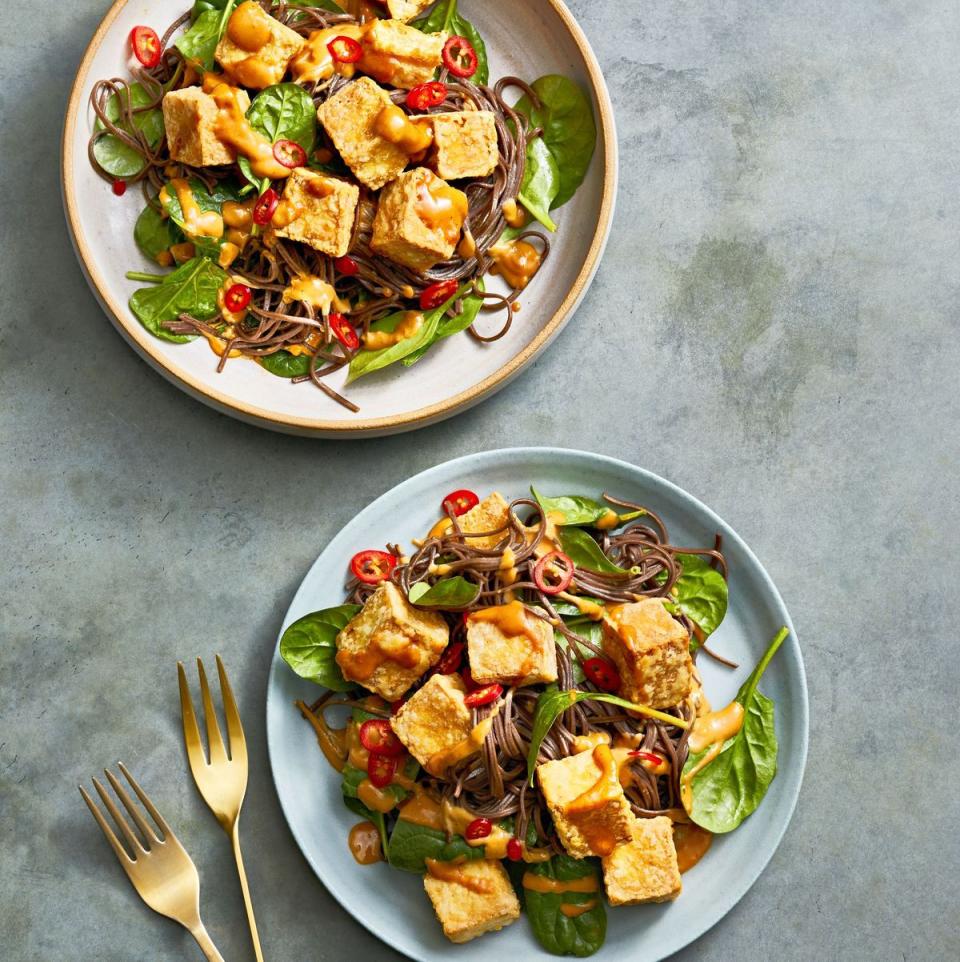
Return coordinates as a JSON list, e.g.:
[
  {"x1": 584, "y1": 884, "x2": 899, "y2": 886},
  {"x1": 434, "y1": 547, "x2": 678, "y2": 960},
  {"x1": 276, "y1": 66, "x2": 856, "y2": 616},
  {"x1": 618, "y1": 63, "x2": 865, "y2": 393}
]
[
  {"x1": 602, "y1": 599, "x2": 695, "y2": 709},
  {"x1": 317, "y1": 77, "x2": 409, "y2": 190},
  {"x1": 601, "y1": 816, "x2": 682, "y2": 905},
  {"x1": 466, "y1": 605, "x2": 557, "y2": 687},
  {"x1": 272, "y1": 168, "x2": 359, "y2": 257},
  {"x1": 386, "y1": 0, "x2": 434, "y2": 21},
  {"x1": 390, "y1": 673, "x2": 474, "y2": 772},
  {"x1": 456, "y1": 492, "x2": 510, "y2": 550},
  {"x1": 162, "y1": 87, "x2": 246, "y2": 167},
  {"x1": 335, "y1": 582, "x2": 448, "y2": 701},
  {"x1": 424, "y1": 858, "x2": 521, "y2": 943},
  {"x1": 428, "y1": 111, "x2": 498, "y2": 180},
  {"x1": 370, "y1": 167, "x2": 467, "y2": 271},
  {"x1": 359, "y1": 18, "x2": 445, "y2": 89},
  {"x1": 215, "y1": 1, "x2": 304, "y2": 88},
  {"x1": 537, "y1": 745, "x2": 635, "y2": 858}
]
